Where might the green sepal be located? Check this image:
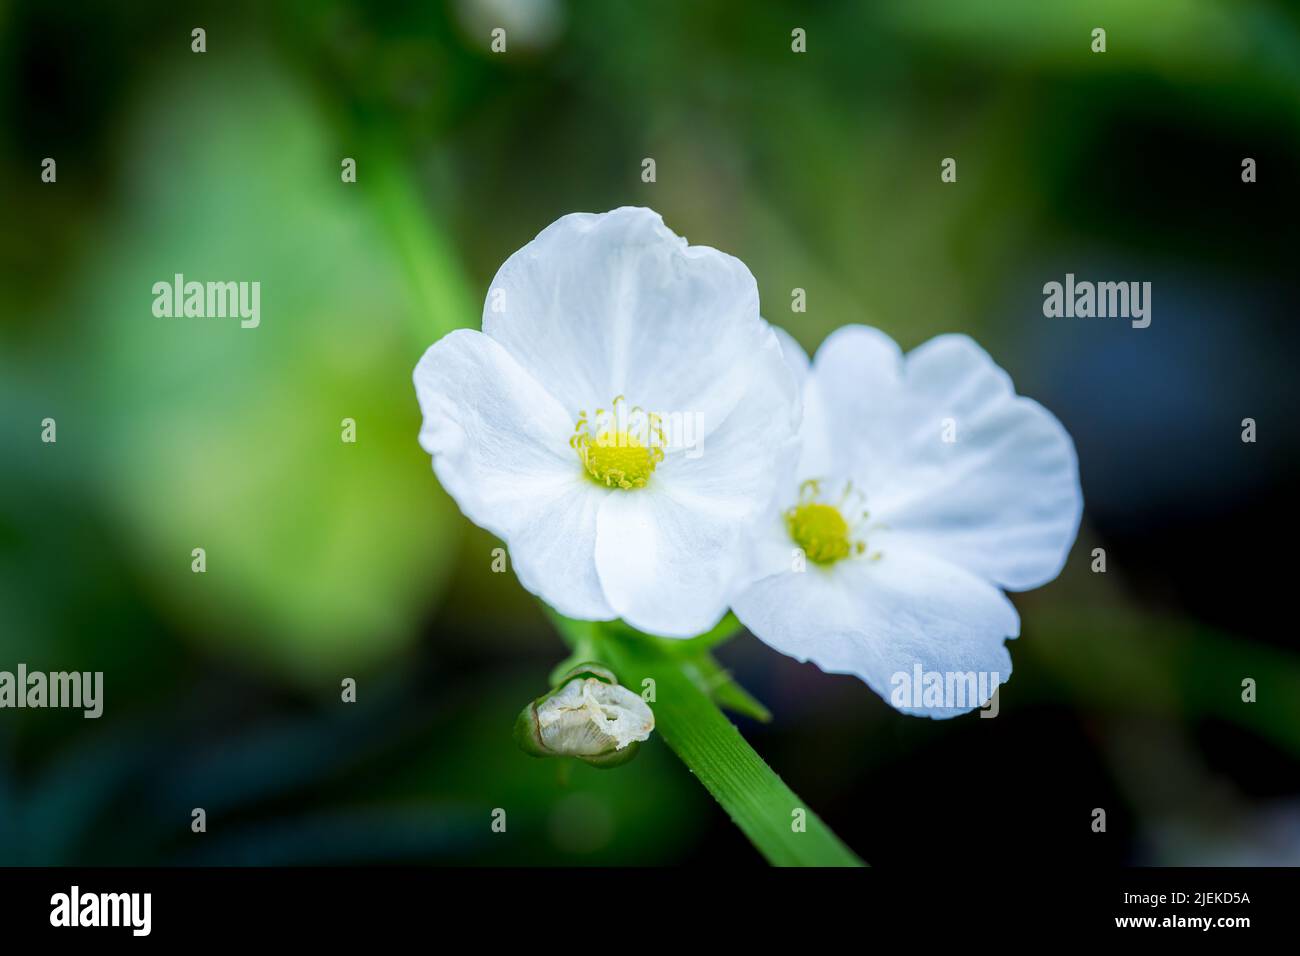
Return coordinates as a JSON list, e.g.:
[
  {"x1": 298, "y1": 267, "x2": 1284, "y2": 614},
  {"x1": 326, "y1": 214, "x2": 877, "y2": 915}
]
[
  {"x1": 576, "y1": 741, "x2": 641, "y2": 769},
  {"x1": 550, "y1": 661, "x2": 618, "y2": 688},
  {"x1": 512, "y1": 701, "x2": 549, "y2": 759}
]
